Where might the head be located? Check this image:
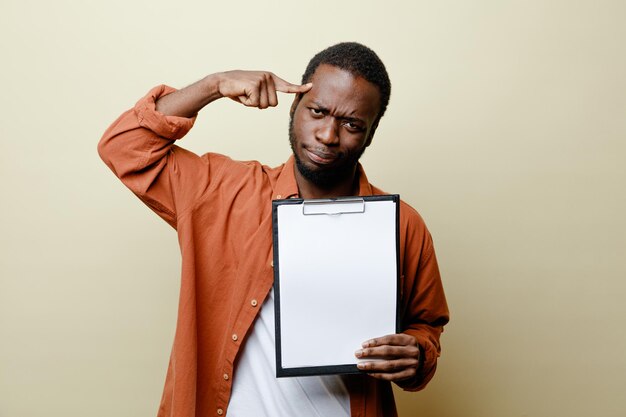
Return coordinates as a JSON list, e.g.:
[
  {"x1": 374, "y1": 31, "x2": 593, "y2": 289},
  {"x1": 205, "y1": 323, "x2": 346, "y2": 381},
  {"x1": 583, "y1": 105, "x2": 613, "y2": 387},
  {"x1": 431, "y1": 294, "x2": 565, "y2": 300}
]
[
  {"x1": 300, "y1": 42, "x2": 391, "y2": 123},
  {"x1": 289, "y1": 42, "x2": 391, "y2": 189}
]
